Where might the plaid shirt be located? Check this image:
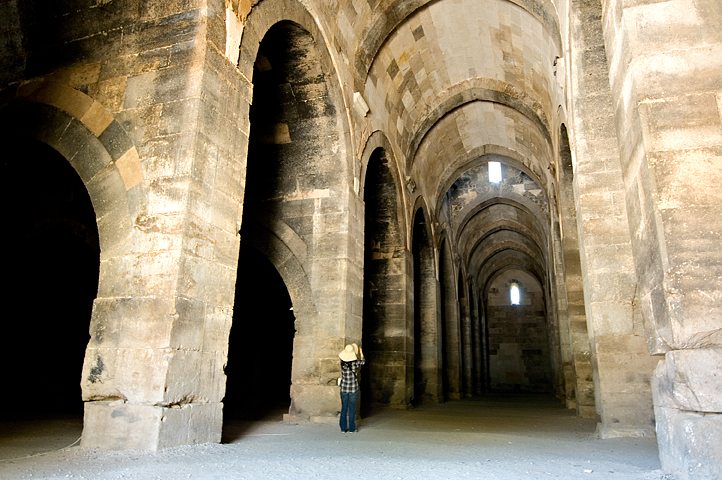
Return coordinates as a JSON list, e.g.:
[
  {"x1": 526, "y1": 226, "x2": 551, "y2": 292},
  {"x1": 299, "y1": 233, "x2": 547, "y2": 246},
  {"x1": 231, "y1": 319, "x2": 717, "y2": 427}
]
[{"x1": 339, "y1": 358, "x2": 365, "y2": 394}]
